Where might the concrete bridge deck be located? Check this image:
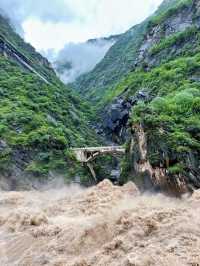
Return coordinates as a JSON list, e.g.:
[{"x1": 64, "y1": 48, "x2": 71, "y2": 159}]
[
  {"x1": 72, "y1": 146, "x2": 125, "y2": 163},
  {"x1": 72, "y1": 146, "x2": 125, "y2": 181}
]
